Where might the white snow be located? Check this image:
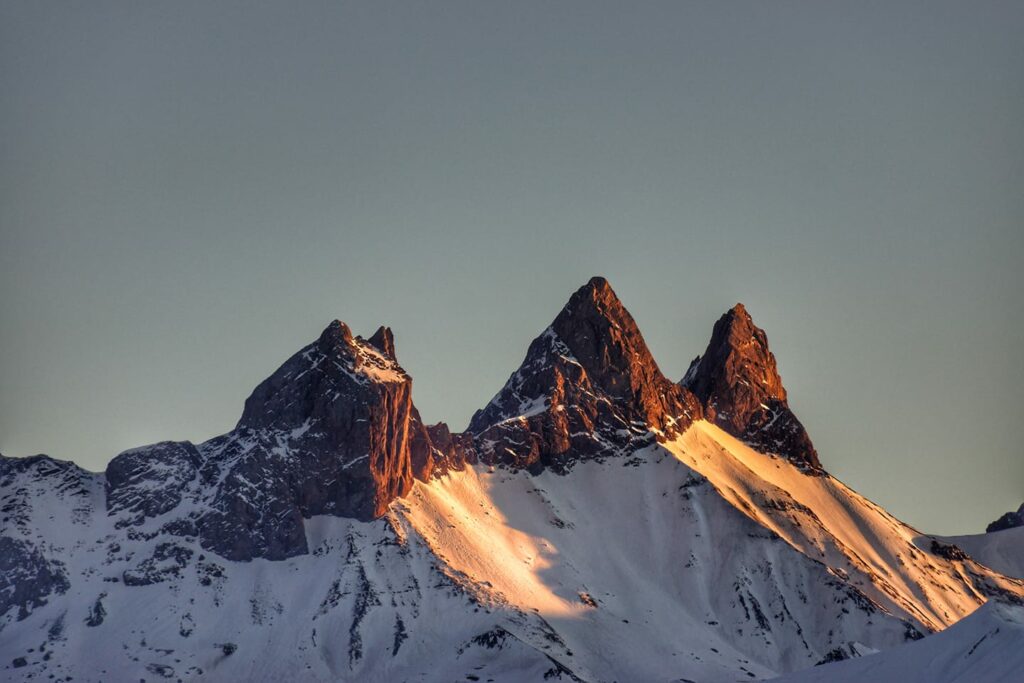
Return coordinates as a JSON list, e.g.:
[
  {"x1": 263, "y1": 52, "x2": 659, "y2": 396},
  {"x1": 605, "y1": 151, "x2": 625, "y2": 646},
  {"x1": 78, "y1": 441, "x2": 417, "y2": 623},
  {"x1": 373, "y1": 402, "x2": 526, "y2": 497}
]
[
  {"x1": 3, "y1": 421, "x2": 1022, "y2": 682},
  {"x1": 940, "y1": 526, "x2": 1024, "y2": 579},
  {"x1": 774, "y1": 600, "x2": 1024, "y2": 683}
]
